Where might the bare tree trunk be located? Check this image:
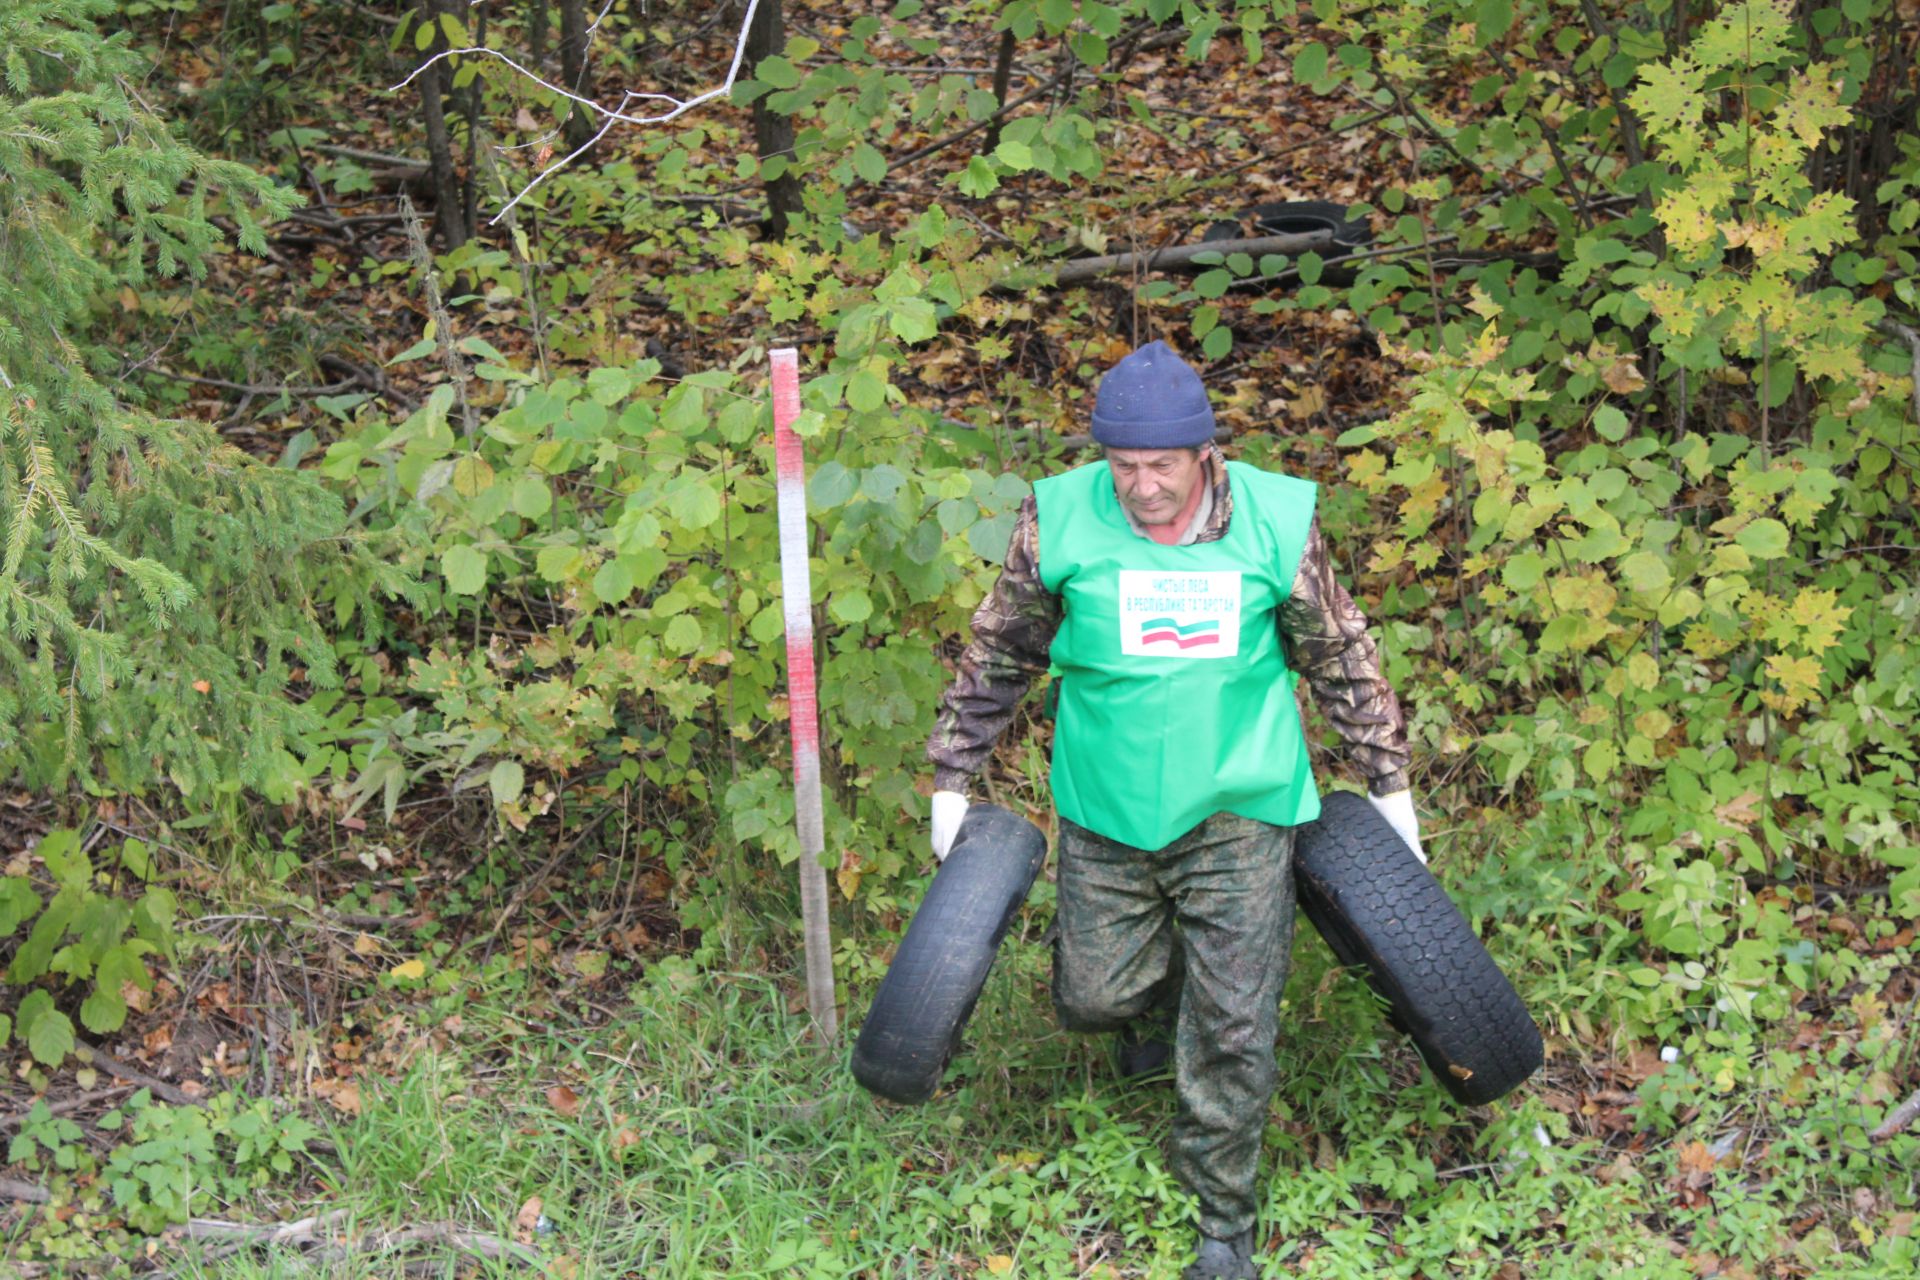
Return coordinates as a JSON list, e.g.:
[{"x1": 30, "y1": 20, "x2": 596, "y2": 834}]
[
  {"x1": 420, "y1": 0, "x2": 469, "y2": 251},
  {"x1": 745, "y1": 0, "x2": 805, "y2": 240},
  {"x1": 462, "y1": 3, "x2": 487, "y2": 236},
  {"x1": 557, "y1": 0, "x2": 597, "y2": 156},
  {"x1": 982, "y1": 28, "x2": 1016, "y2": 154},
  {"x1": 527, "y1": 0, "x2": 548, "y2": 64}
]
